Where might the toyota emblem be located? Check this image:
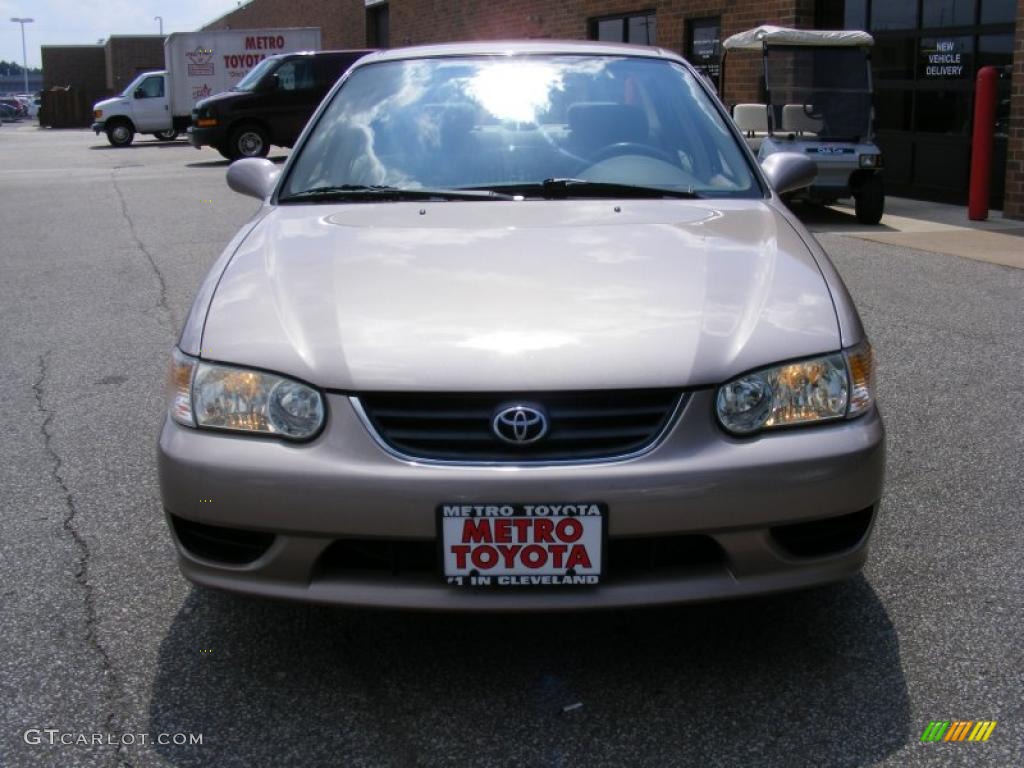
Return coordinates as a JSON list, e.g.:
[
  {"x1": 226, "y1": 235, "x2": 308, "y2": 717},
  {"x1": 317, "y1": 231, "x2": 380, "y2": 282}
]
[{"x1": 492, "y1": 404, "x2": 548, "y2": 445}]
